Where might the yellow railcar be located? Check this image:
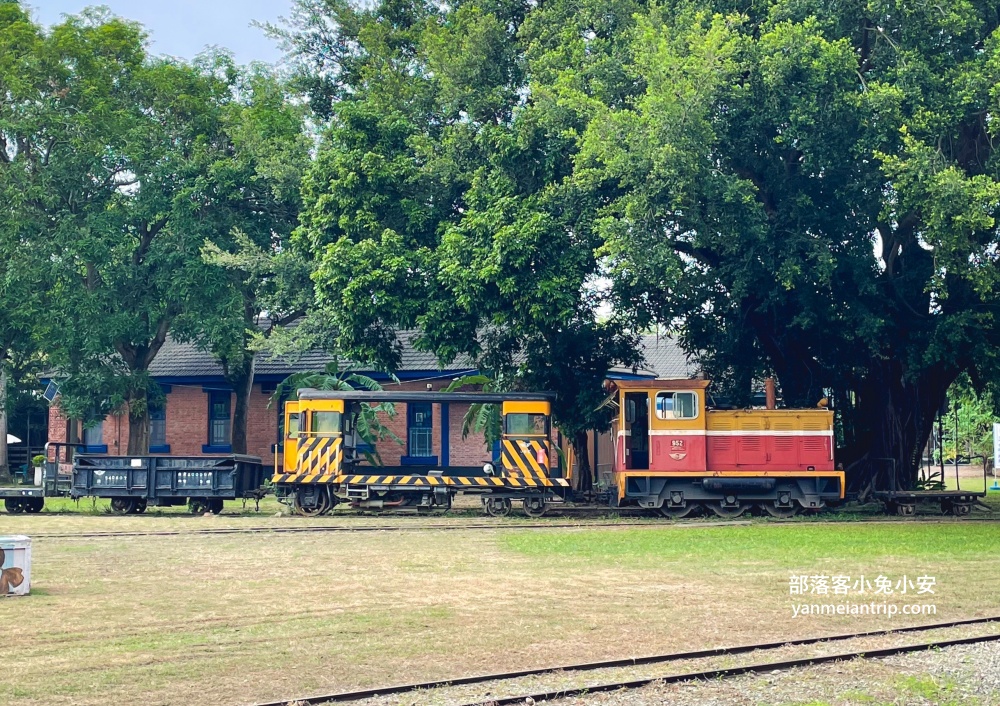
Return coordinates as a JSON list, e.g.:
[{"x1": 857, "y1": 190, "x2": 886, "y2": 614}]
[{"x1": 273, "y1": 389, "x2": 568, "y2": 516}]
